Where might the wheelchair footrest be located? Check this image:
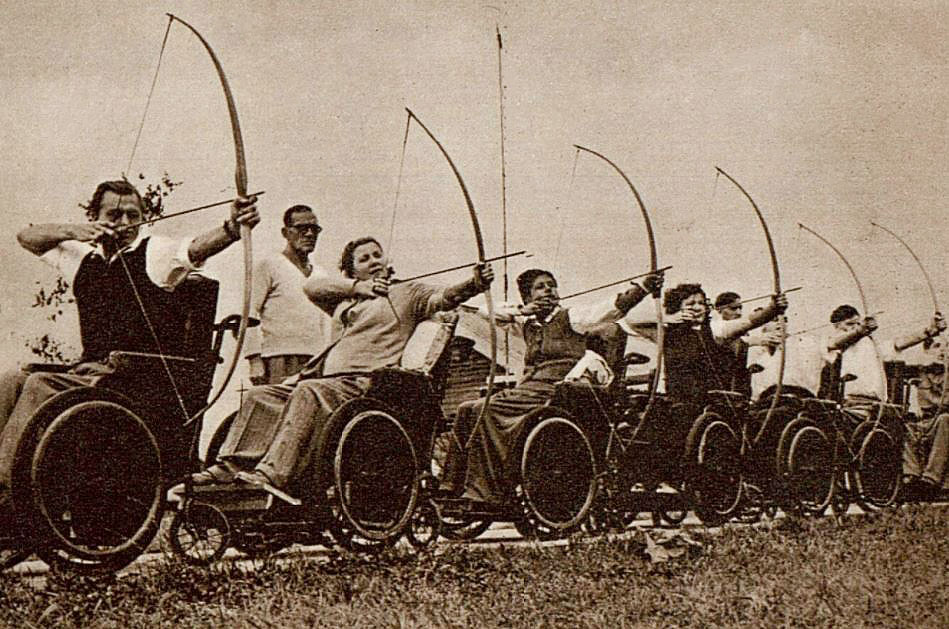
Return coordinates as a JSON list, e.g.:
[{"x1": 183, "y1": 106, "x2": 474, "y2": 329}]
[
  {"x1": 436, "y1": 498, "x2": 520, "y2": 522},
  {"x1": 186, "y1": 484, "x2": 275, "y2": 512}
]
